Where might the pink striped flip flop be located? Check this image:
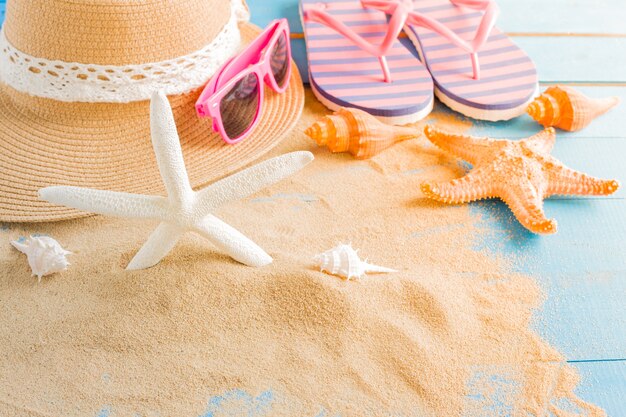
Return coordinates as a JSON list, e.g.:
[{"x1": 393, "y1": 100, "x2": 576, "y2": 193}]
[
  {"x1": 300, "y1": 0, "x2": 434, "y2": 124},
  {"x1": 370, "y1": 0, "x2": 538, "y2": 121}
]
